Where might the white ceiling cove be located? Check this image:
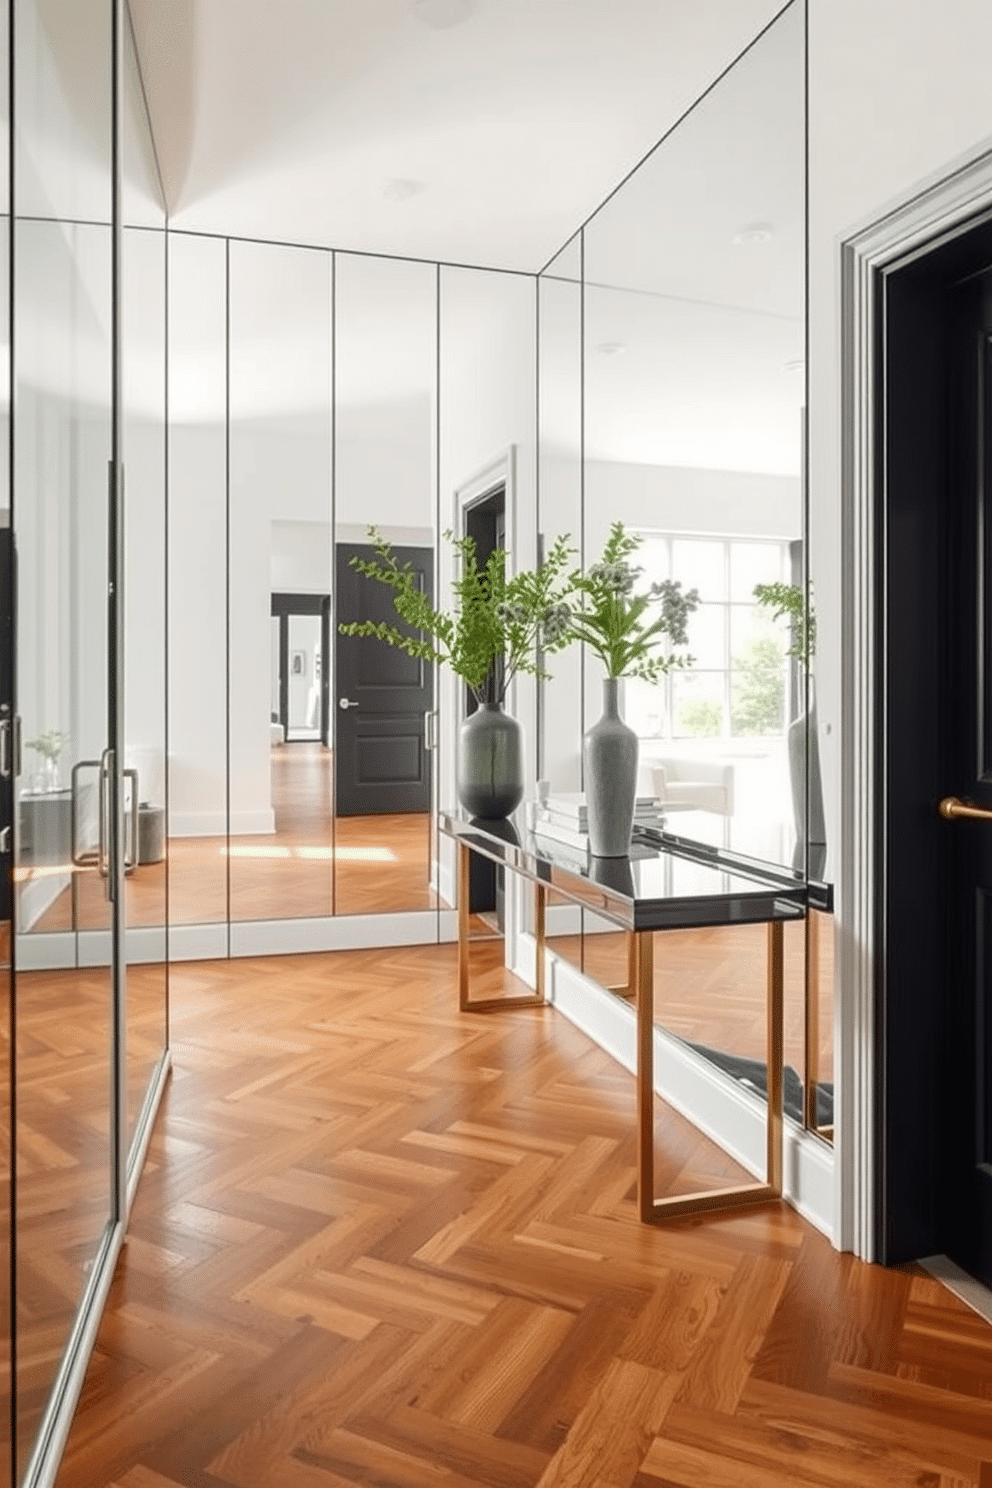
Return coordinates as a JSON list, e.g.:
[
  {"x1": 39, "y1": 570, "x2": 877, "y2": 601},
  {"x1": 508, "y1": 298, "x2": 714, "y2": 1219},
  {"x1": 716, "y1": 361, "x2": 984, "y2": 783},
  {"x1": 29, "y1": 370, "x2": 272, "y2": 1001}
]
[{"x1": 128, "y1": 0, "x2": 790, "y2": 271}]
